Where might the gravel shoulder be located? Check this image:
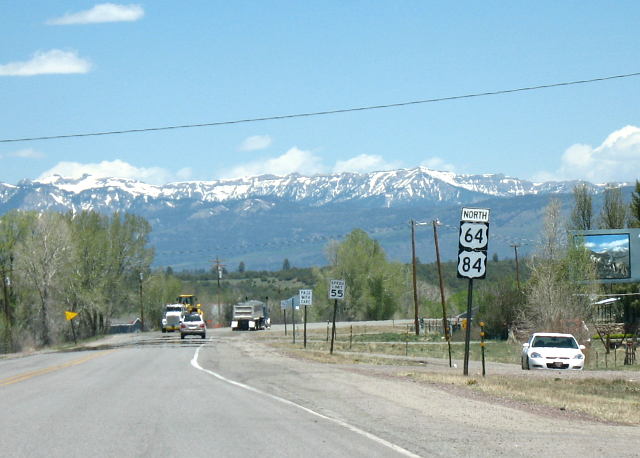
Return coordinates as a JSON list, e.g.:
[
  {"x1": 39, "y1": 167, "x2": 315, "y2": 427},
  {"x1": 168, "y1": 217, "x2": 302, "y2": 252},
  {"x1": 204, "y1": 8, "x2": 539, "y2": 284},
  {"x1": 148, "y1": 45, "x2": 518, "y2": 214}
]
[{"x1": 198, "y1": 329, "x2": 640, "y2": 457}]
